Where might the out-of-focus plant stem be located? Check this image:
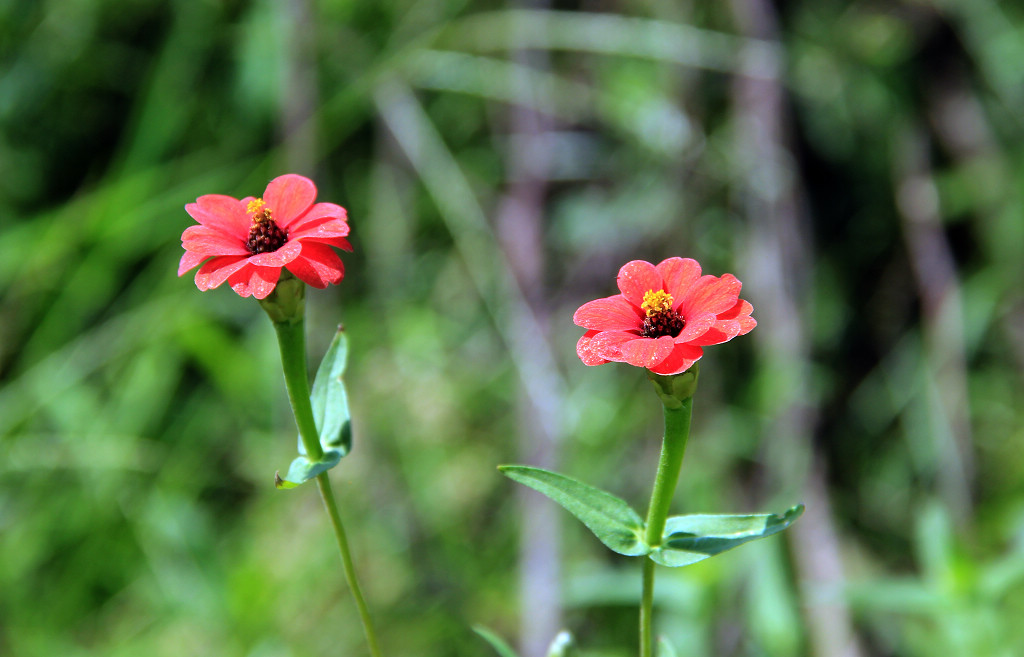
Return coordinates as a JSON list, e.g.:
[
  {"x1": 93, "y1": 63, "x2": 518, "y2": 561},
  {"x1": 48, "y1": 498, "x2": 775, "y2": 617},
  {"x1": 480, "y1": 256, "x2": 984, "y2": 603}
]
[
  {"x1": 494, "y1": 3, "x2": 564, "y2": 652},
  {"x1": 728, "y1": 0, "x2": 866, "y2": 653}
]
